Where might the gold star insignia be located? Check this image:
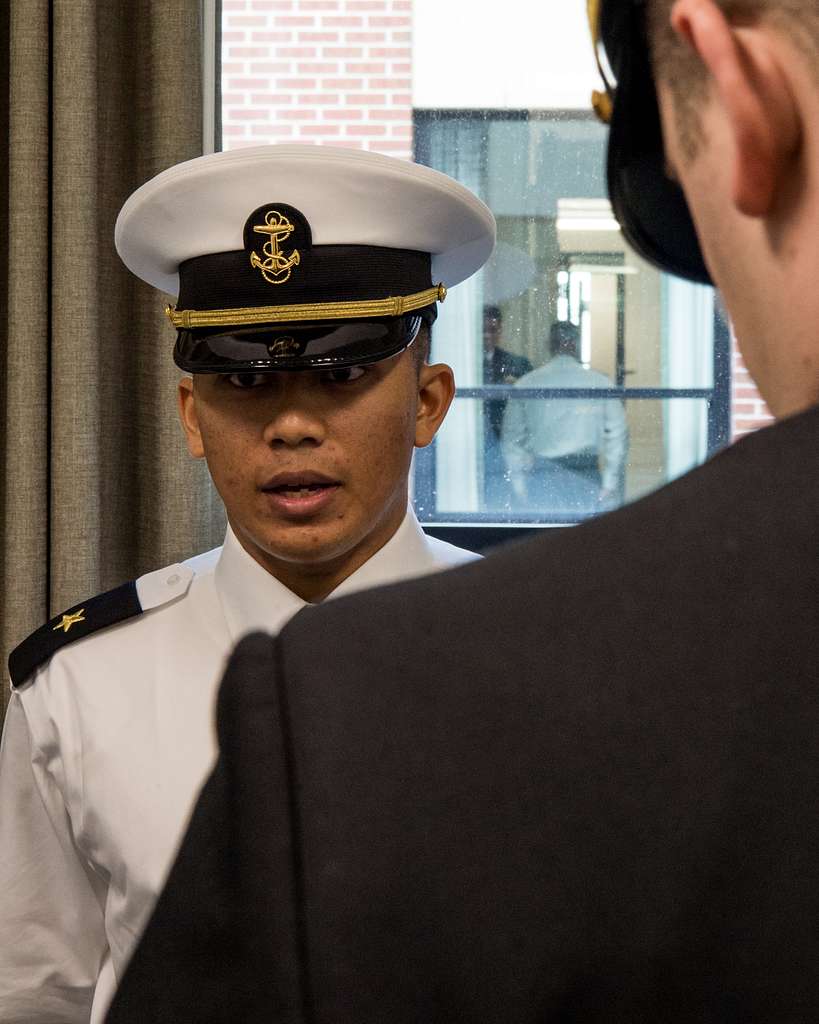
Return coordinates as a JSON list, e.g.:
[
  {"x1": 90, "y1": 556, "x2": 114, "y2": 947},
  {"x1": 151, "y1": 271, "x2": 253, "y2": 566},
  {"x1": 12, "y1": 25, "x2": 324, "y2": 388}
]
[{"x1": 53, "y1": 609, "x2": 86, "y2": 634}]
